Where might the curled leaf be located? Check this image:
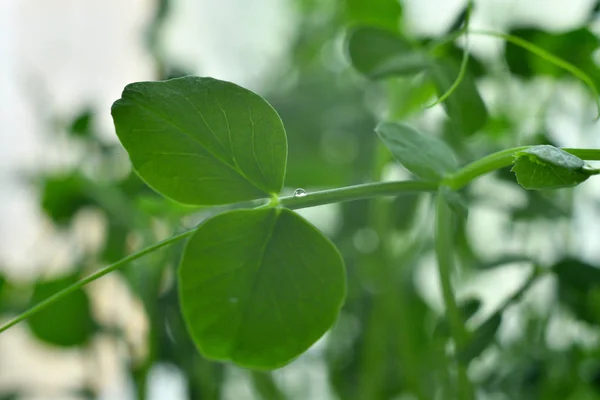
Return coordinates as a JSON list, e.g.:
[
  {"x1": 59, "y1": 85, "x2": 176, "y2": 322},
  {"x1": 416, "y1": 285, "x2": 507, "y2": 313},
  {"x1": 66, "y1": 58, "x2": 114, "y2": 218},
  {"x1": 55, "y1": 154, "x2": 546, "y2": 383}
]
[{"x1": 512, "y1": 145, "x2": 598, "y2": 190}]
